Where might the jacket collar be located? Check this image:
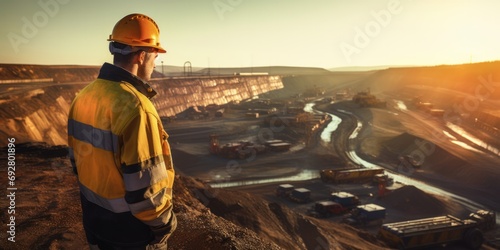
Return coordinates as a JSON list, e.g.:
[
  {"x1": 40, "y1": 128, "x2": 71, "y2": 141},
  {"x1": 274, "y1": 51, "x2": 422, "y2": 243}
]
[{"x1": 98, "y1": 62, "x2": 157, "y2": 99}]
